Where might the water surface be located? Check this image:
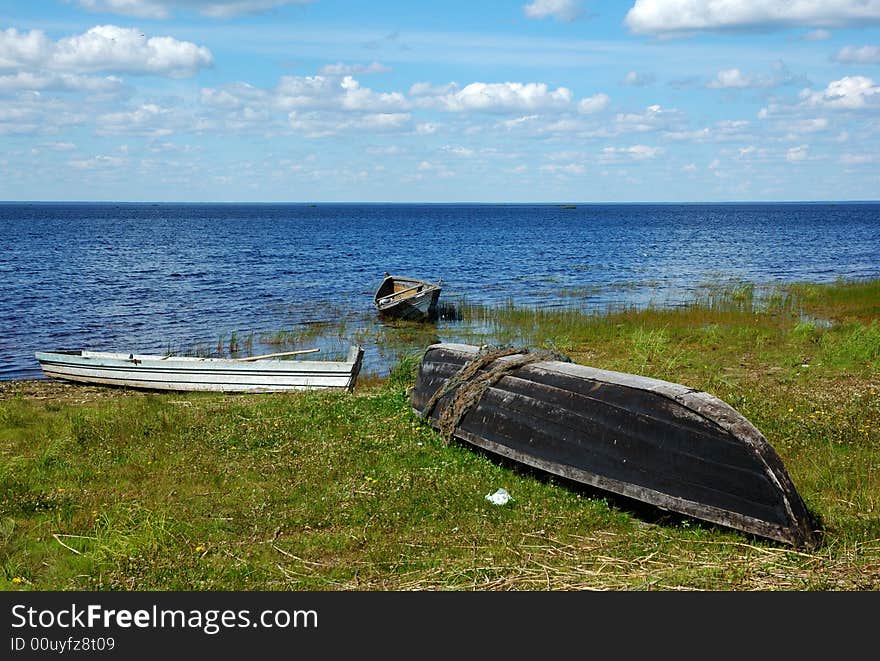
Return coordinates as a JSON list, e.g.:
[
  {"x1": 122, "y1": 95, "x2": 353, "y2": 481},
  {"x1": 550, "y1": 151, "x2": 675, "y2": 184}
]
[{"x1": 2, "y1": 202, "x2": 878, "y2": 380}]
